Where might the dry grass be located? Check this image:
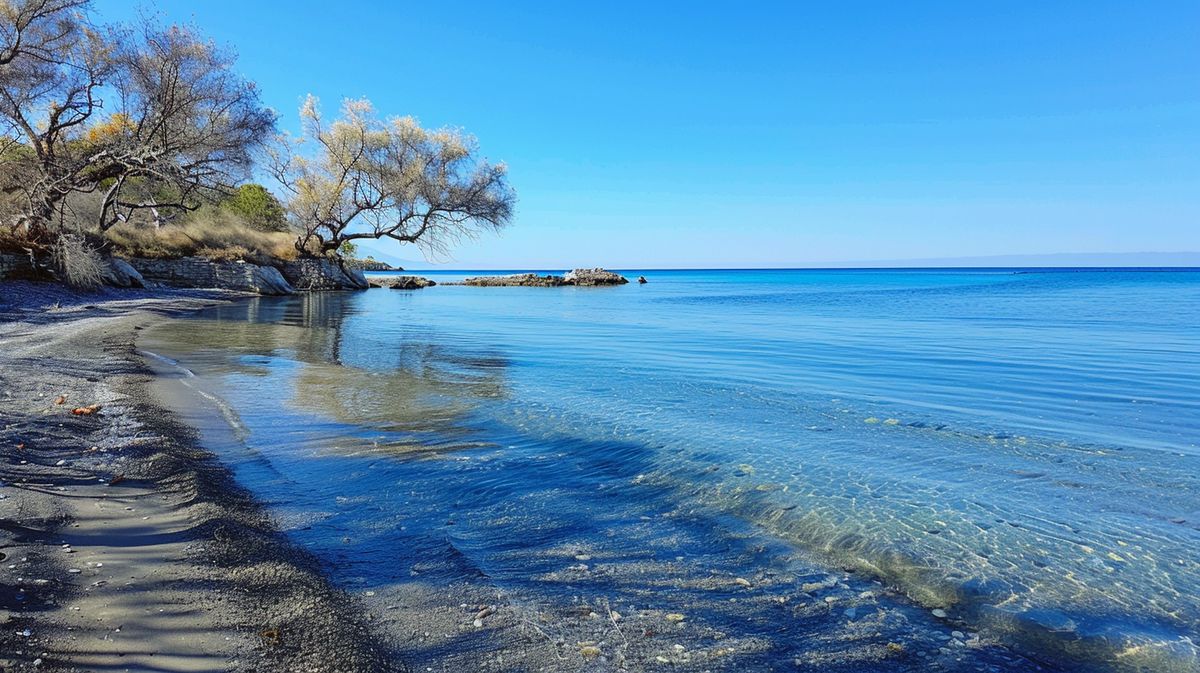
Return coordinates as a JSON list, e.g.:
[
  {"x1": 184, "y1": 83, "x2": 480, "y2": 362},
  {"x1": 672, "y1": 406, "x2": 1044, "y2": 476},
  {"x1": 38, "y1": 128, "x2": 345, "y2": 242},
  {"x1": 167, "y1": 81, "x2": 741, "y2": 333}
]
[
  {"x1": 104, "y1": 208, "x2": 298, "y2": 263},
  {"x1": 52, "y1": 233, "x2": 106, "y2": 288}
]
